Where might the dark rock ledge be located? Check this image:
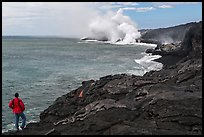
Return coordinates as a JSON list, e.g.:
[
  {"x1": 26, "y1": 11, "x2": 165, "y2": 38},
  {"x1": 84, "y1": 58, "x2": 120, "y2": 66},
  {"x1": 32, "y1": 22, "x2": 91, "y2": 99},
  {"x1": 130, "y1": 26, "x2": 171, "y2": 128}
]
[{"x1": 3, "y1": 21, "x2": 202, "y2": 135}]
